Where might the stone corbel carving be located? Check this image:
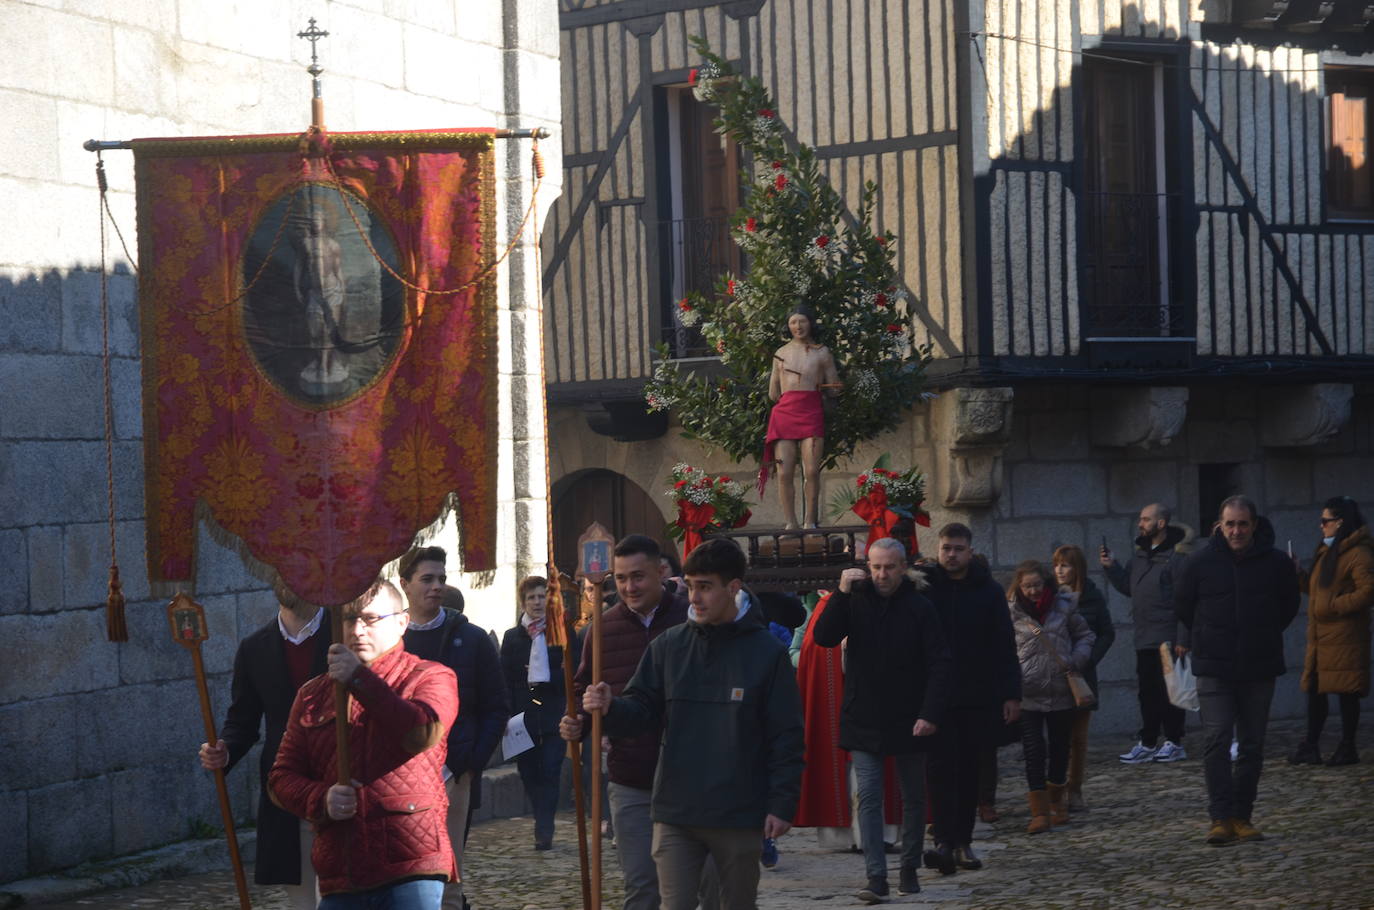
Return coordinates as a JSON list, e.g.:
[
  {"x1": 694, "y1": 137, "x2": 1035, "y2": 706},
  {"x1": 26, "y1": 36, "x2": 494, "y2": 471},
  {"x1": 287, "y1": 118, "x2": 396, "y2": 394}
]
[
  {"x1": 933, "y1": 387, "x2": 1014, "y2": 507},
  {"x1": 1260, "y1": 383, "x2": 1353, "y2": 447},
  {"x1": 1089, "y1": 387, "x2": 1189, "y2": 449}
]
